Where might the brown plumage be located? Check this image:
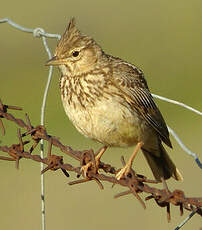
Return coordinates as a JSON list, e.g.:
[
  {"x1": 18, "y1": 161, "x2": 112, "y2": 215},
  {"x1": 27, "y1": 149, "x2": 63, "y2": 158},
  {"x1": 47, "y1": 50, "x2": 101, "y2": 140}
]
[{"x1": 46, "y1": 18, "x2": 183, "y2": 181}]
